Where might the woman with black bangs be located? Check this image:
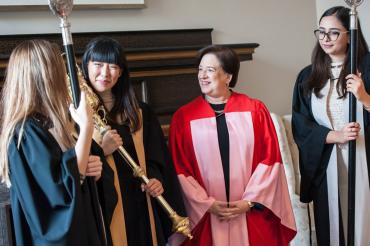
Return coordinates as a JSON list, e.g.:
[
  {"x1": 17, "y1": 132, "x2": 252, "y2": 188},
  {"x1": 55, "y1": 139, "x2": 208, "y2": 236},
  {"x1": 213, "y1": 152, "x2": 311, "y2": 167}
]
[
  {"x1": 82, "y1": 36, "x2": 186, "y2": 246},
  {"x1": 292, "y1": 6, "x2": 370, "y2": 246}
]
